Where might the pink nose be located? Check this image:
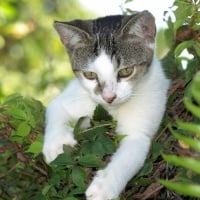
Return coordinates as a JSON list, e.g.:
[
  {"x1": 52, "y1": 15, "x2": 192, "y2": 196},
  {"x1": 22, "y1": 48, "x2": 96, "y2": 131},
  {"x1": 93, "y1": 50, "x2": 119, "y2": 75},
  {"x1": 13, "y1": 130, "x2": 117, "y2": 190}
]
[{"x1": 102, "y1": 95, "x2": 116, "y2": 103}]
